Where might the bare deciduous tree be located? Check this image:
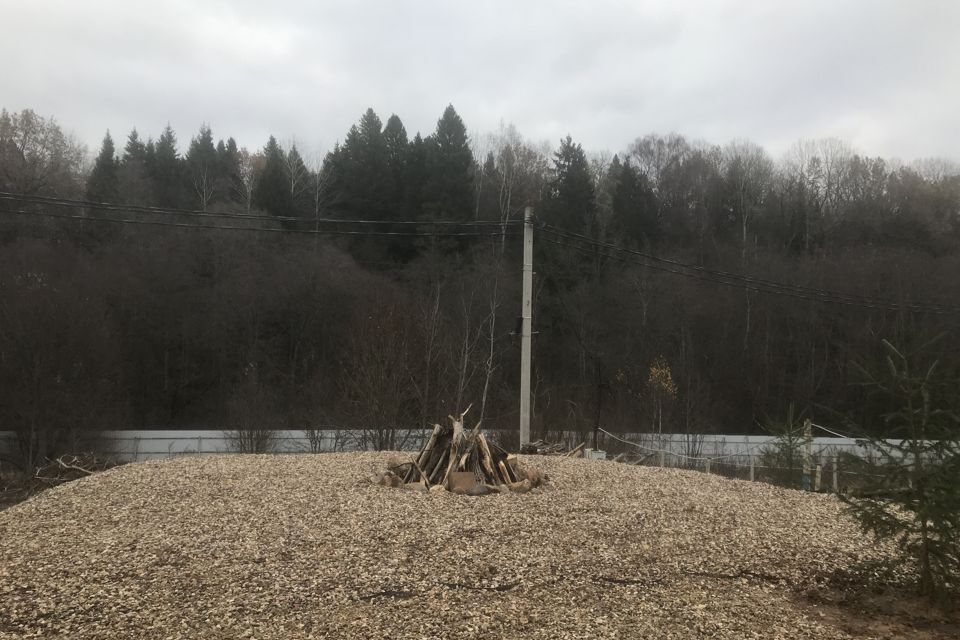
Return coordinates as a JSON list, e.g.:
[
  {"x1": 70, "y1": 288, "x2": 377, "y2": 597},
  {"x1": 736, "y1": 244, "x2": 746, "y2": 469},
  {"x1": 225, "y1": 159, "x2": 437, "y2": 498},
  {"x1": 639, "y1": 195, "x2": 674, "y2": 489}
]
[
  {"x1": 234, "y1": 147, "x2": 264, "y2": 213},
  {"x1": 337, "y1": 295, "x2": 423, "y2": 451},
  {"x1": 723, "y1": 139, "x2": 773, "y2": 264},
  {"x1": 190, "y1": 161, "x2": 216, "y2": 212},
  {"x1": 0, "y1": 108, "x2": 86, "y2": 197}
]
